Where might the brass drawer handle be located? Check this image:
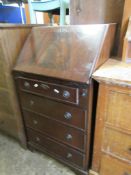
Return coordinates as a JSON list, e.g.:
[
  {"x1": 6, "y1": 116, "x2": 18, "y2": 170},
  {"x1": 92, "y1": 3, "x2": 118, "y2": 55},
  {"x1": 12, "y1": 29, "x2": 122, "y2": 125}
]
[
  {"x1": 36, "y1": 137, "x2": 40, "y2": 142},
  {"x1": 63, "y1": 91, "x2": 70, "y2": 98},
  {"x1": 30, "y1": 100, "x2": 34, "y2": 106},
  {"x1": 40, "y1": 83, "x2": 50, "y2": 90},
  {"x1": 76, "y1": 0, "x2": 81, "y2": 15},
  {"x1": 76, "y1": 7, "x2": 81, "y2": 14},
  {"x1": 66, "y1": 153, "x2": 72, "y2": 159},
  {"x1": 33, "y1": 120, "x2": 38, "y2": 125},
  {"x1": 24, "y1": 81, "x2": 30, "y2": 88},
  {"x1": 64, "y1": 112, "x2": 72, "y2": 120},
  {"x1": 66, "y1": 134, "x2": 72, "y2": 141}
]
